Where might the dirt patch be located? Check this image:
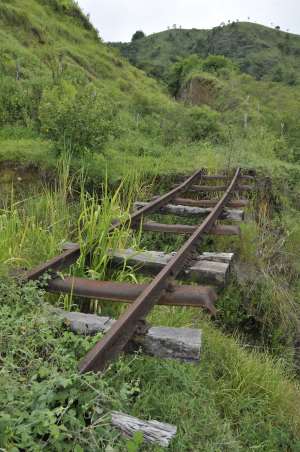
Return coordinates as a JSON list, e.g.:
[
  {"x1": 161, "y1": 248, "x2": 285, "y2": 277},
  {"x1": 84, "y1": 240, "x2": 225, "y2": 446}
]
[{"x1": 177, "y1": 76, "x2": 218, "y2": 106}]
